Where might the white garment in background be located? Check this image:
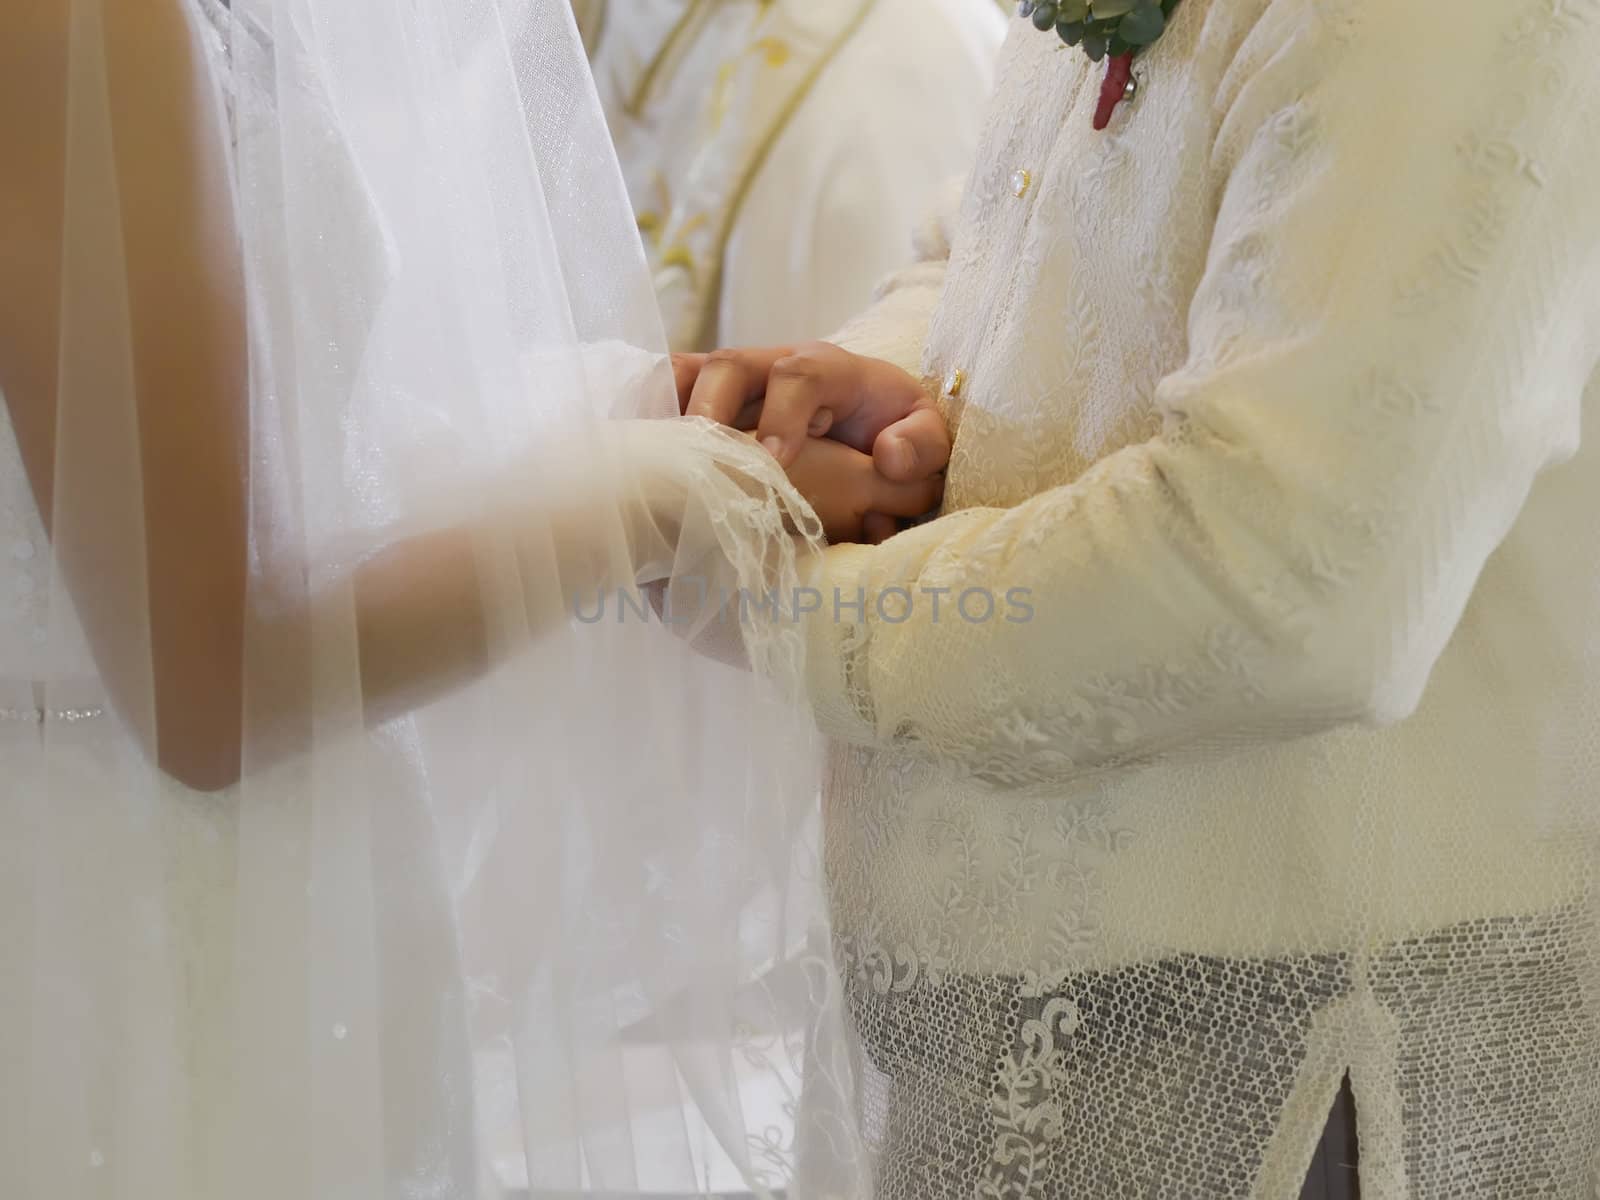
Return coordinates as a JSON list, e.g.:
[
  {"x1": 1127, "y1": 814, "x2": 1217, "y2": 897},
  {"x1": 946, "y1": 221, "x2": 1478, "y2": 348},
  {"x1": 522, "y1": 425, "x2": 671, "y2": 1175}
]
[
  {"x1": 586, "y1": 0, "x2": 1005, "y2": 350},
  {"x1": 803, "y1": 2, "x2": 1600, "y2": 1195}
]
